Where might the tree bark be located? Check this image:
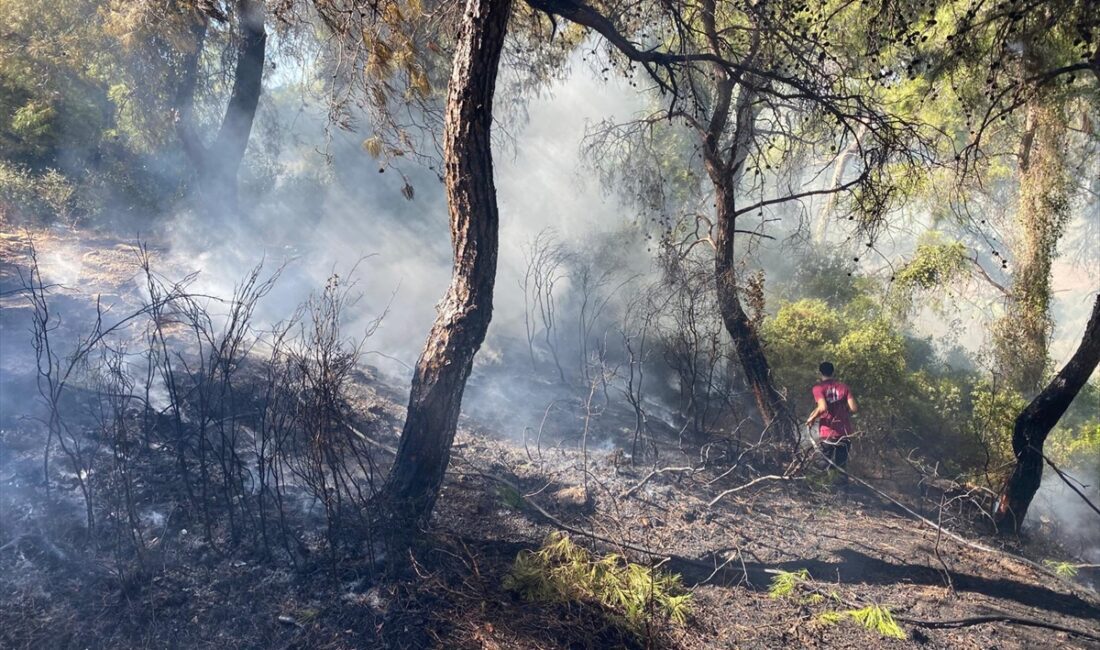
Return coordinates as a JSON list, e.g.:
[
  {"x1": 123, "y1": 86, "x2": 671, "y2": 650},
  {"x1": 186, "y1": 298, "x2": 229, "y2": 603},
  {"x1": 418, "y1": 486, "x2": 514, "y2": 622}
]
[
  {"x1": 382, "y1": 0, "x2": 512, "y2": 528},
  {"x1": 174, "y1": 15, "x2": 209, "y2": 166},
  {"x1": 994, "y1": 294, "x2": 1100, "y2": 533},
  {"x1": 714, "y1": 184, "x2": 800, "y2": 455},
  {"x1": 993, "y1": 97, "x2": 1071, "y2": 396},
  {"x1": 698, "y1": 3, "x2": 798, "y2": 455}
]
